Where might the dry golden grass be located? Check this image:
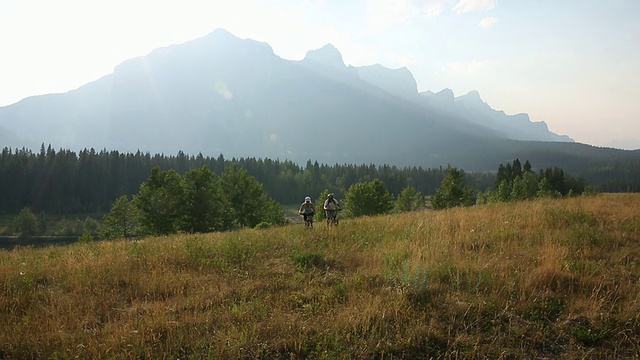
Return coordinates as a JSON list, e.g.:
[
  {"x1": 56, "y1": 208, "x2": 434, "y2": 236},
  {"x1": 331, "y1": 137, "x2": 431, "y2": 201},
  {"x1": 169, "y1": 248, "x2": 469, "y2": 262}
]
[{"x1": 1, "y1": 193, "x2": 639, "y2": 359}]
